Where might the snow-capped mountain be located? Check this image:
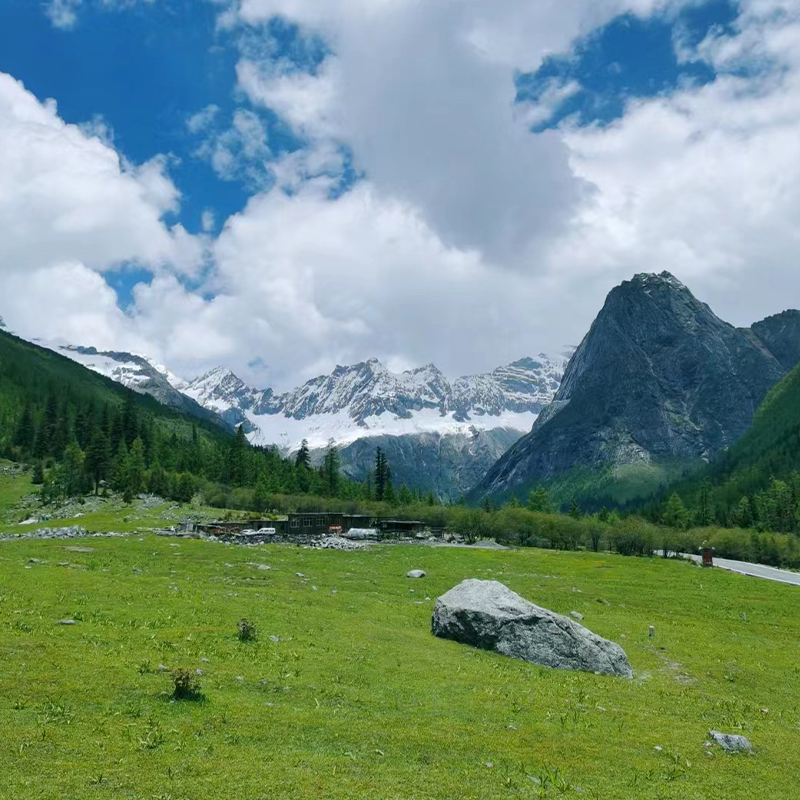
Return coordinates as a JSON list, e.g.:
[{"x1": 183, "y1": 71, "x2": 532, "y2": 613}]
[
  {"x1": 181, "y1": 352, "x2": 570, "y2": 449},
  {"x1": 40, "y1": 333, "x2": 572, "y2": 498},
  {"x1": 43, "y1": 344, "x2": 229, "y2": 428}
]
